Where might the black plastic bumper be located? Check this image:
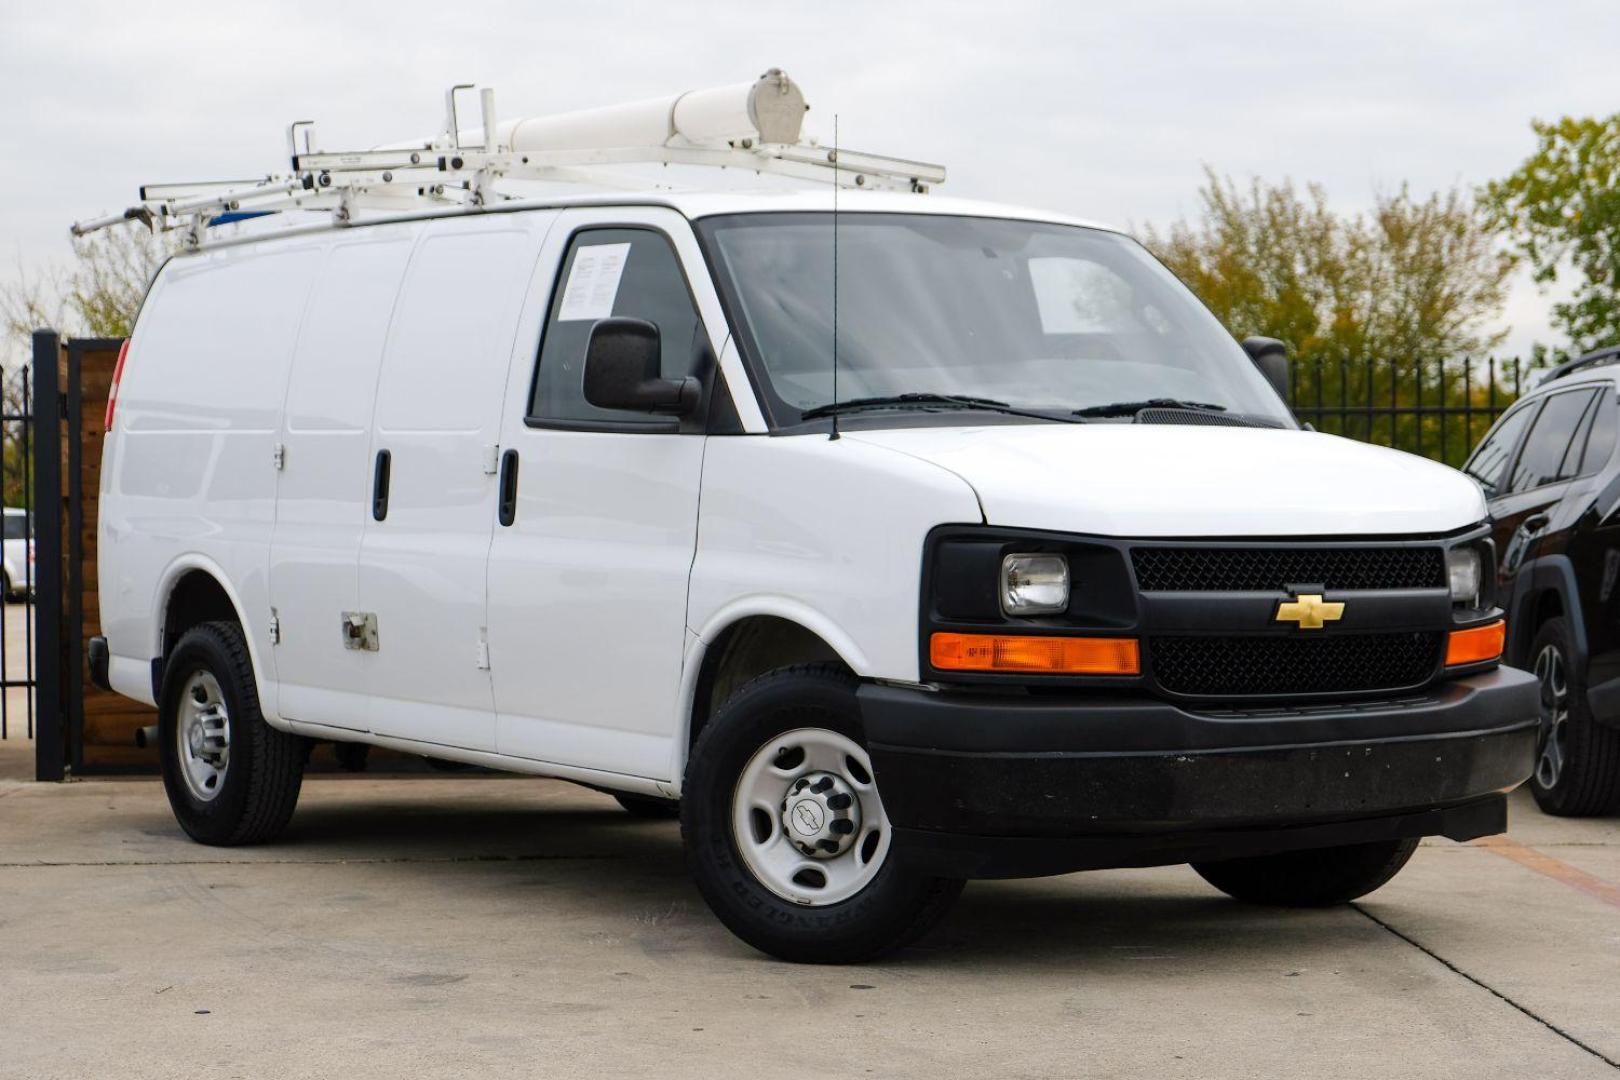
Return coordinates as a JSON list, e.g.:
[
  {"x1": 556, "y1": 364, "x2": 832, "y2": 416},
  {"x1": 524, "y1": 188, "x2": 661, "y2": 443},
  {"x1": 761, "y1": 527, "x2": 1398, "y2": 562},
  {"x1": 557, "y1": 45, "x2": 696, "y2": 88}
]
[{"x1": 860, "y1": 667, "x2": 1539, "y2": 879}]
